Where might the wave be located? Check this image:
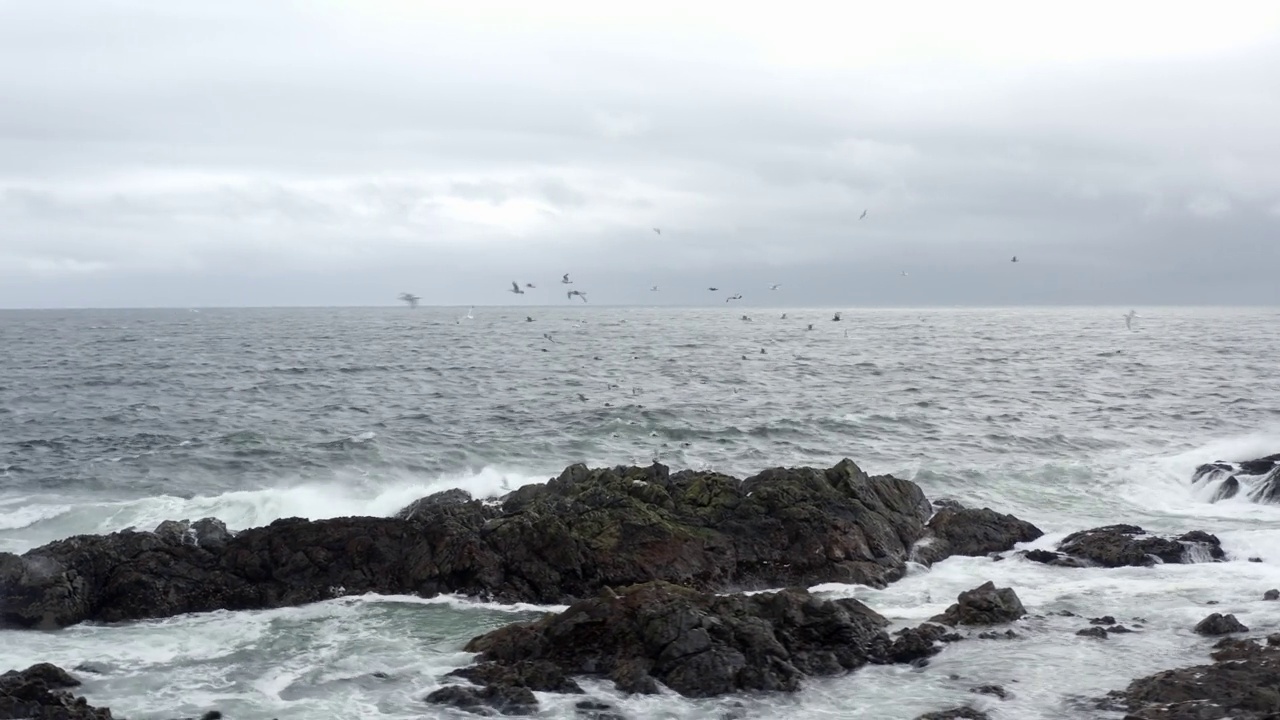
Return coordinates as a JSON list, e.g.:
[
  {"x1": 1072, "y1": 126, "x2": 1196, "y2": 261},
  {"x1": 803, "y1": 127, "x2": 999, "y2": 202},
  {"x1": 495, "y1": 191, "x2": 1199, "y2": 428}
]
[{"x1": 0, "y1": 466, "x2": 554, "y2": 554}]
